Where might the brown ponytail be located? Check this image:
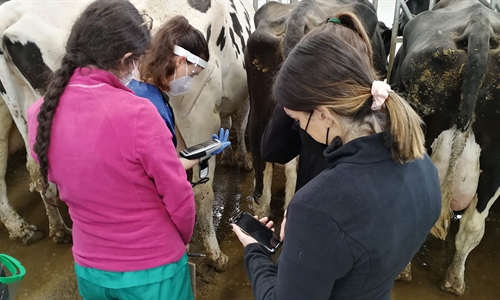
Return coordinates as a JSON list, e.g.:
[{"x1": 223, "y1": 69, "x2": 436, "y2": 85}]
[{"x1": 384, "y1": 92, "x2": 426, "y2": 163}]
